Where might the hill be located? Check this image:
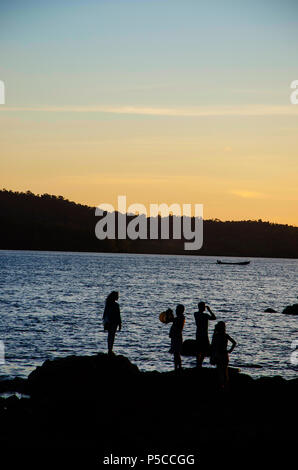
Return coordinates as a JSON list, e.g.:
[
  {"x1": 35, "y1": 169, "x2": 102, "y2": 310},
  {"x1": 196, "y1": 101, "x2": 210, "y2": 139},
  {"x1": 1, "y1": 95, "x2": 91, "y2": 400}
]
[{"x1": 0, "y1": 189, "x2": 297, "y2": 258}]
